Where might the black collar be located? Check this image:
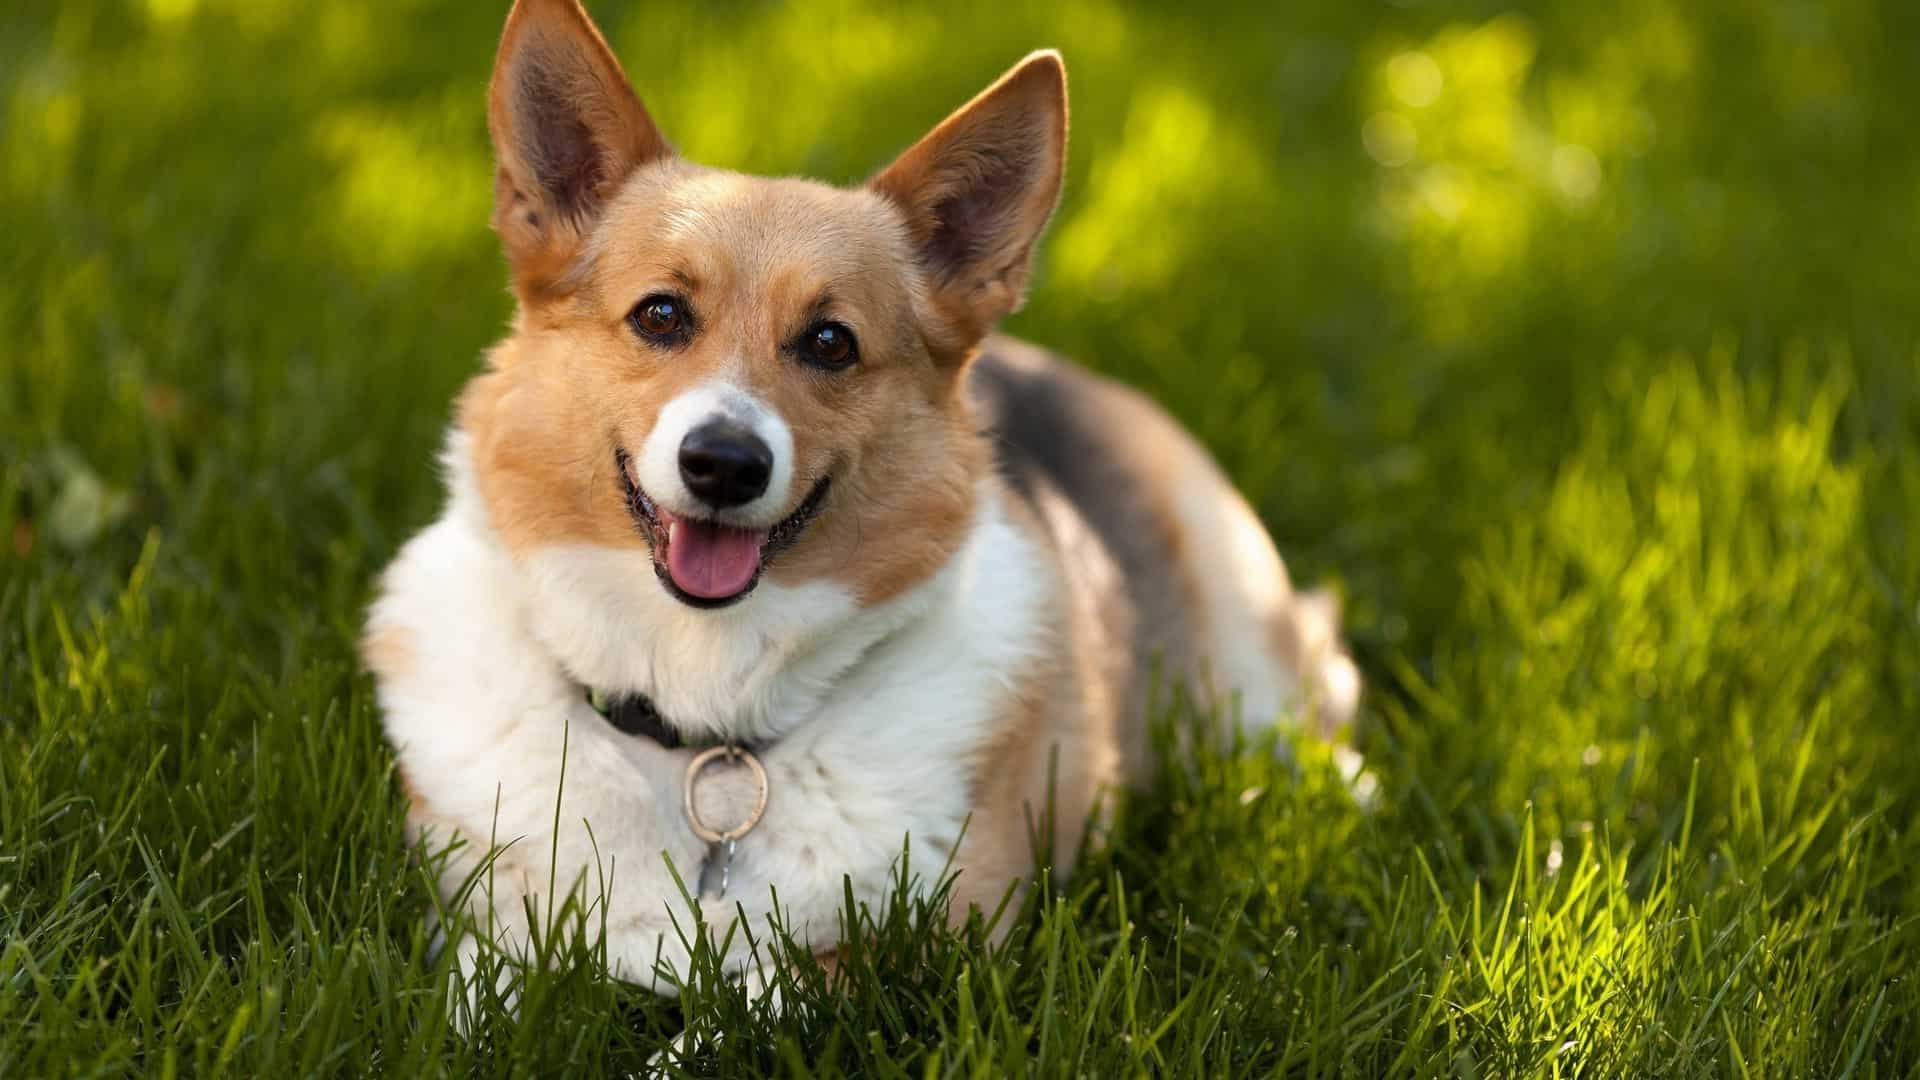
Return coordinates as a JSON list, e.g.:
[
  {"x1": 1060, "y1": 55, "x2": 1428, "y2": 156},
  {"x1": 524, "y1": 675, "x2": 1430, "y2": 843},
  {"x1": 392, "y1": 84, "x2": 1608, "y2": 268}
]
[
  {"x1": 594, "y1": 690, "x2": 684, "y2": 749},
  {"x1": 589, "y1": 688, "x2": 759, "y2": 753}
]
